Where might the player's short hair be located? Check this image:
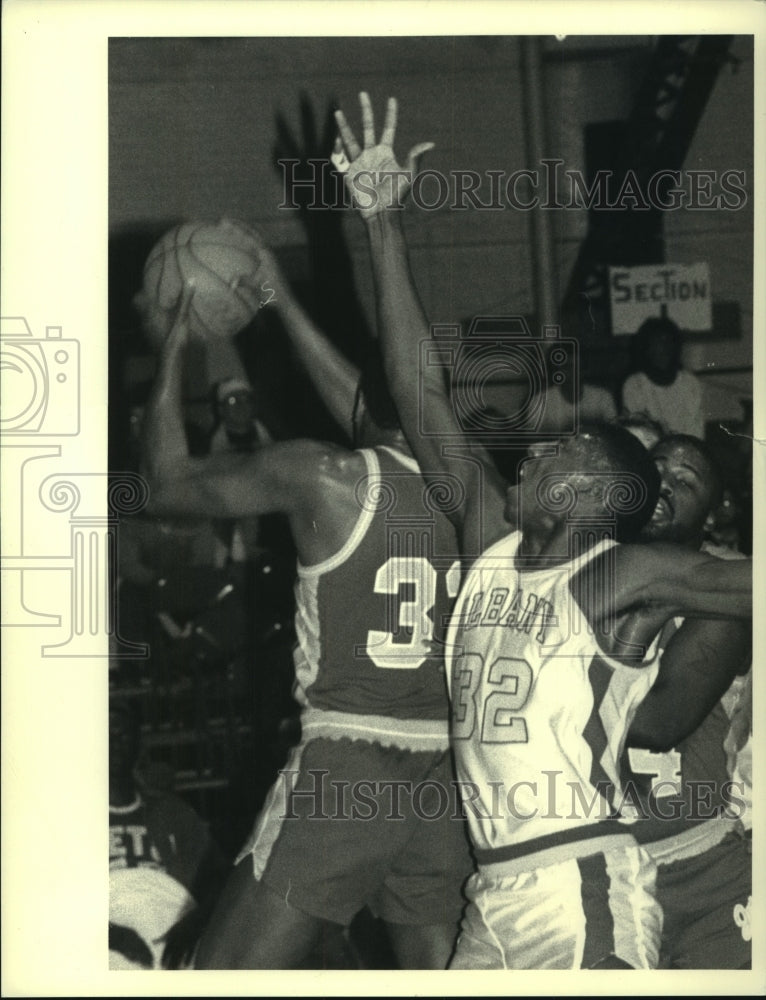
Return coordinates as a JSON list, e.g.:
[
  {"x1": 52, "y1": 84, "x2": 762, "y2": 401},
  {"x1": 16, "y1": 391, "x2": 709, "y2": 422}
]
[
  {"x1": 356, "y1": 340, "x2": 400, "y2": 432},
  {"x1": 569, "y1": 419, "x2": 661, "y2": 542},
  {"x1": 651, "y1": 433, "x2": 724, "y2": 512}
]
